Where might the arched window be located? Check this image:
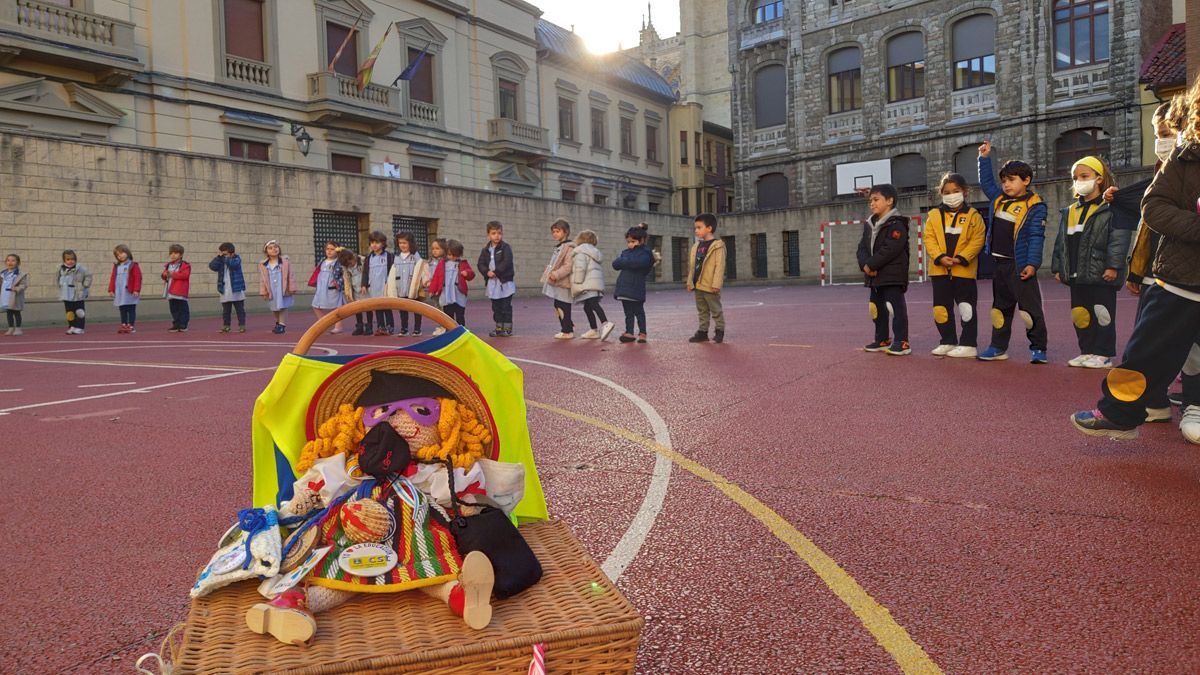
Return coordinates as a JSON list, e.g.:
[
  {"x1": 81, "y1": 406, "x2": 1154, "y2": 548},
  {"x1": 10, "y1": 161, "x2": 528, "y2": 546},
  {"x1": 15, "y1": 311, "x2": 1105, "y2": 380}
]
[
  {"x1": 828, "y1": 47, "x2": 861, "y2": 114},
  {"x1": 1055, "y1": 128, "x2": 1111, "y2": 172},
  {"x1": 886, "y1": 32, "x2": 925, "y2": 103},
  {"x1": 1053, "y1": 0, "x2": 1110, "y2": 70},
  {"x1": 952, "y1": 14, "x2": 996, "y2": 90},
  {"x1": 752, "y1": 0, "x2": 783, "y2": 24},
  {"x1": 756, "y1": 172, "x2": 789, "y2": 210},
  {"x1": 753, "y1": 64, "x2": 786, "y2": 128},
  {"x1": 954, "y1": 145, "x2": 980, "y2": 184},
  {"x1": 892, "y1": 154, "x2": 928, "y2": 192}
]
